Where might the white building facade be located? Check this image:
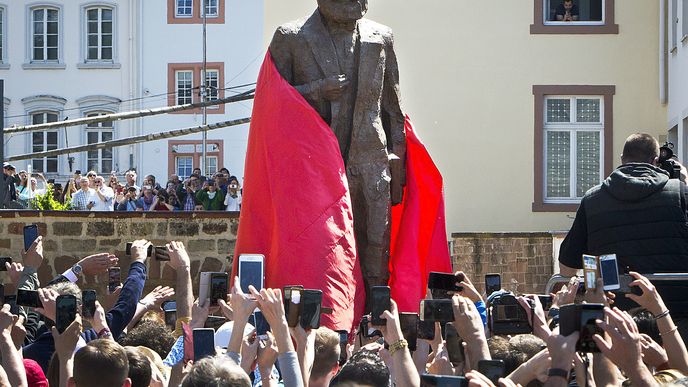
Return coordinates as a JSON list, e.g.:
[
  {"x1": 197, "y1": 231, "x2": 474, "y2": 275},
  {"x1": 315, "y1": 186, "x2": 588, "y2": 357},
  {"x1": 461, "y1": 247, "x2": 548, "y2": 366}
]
[
  {"x1": 1, "y1": 0, "x2": 263, "y2": 184},
  {"x1": 668, "y1": 0, "x2": 688, "y2": 156}
]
